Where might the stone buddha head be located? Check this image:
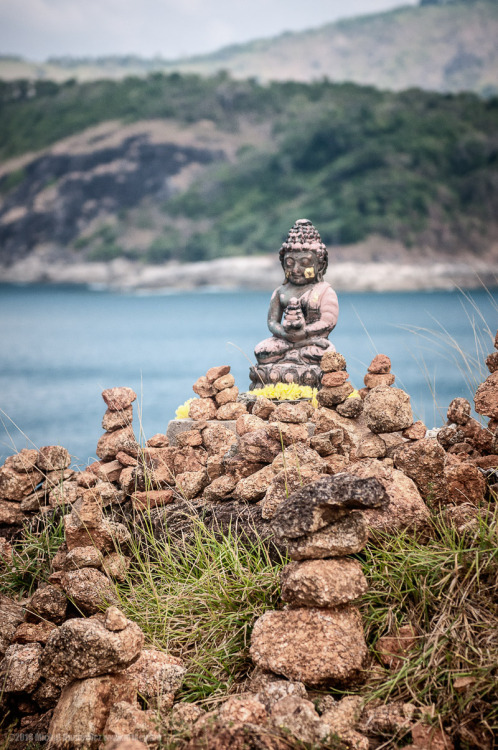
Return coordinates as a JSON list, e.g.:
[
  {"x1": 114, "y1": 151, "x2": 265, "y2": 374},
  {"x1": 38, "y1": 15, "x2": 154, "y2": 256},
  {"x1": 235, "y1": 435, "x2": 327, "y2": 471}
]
[{"x1": 279, "y1": 218, "x2": 328, "y2": 284}]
